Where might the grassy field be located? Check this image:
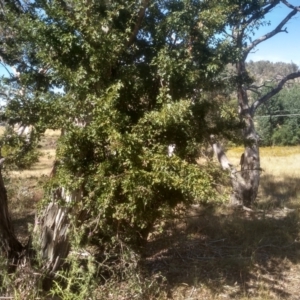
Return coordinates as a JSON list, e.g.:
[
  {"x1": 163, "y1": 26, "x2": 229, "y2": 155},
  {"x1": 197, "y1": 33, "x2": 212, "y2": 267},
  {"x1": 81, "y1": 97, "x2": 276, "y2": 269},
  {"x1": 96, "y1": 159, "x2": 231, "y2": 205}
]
[
  {"x1": 227, "y1": 147, "x2": 300, "y2": 209},
  {"x1": 4, "y1": 131, "x2": 300, "y2": 299}
]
